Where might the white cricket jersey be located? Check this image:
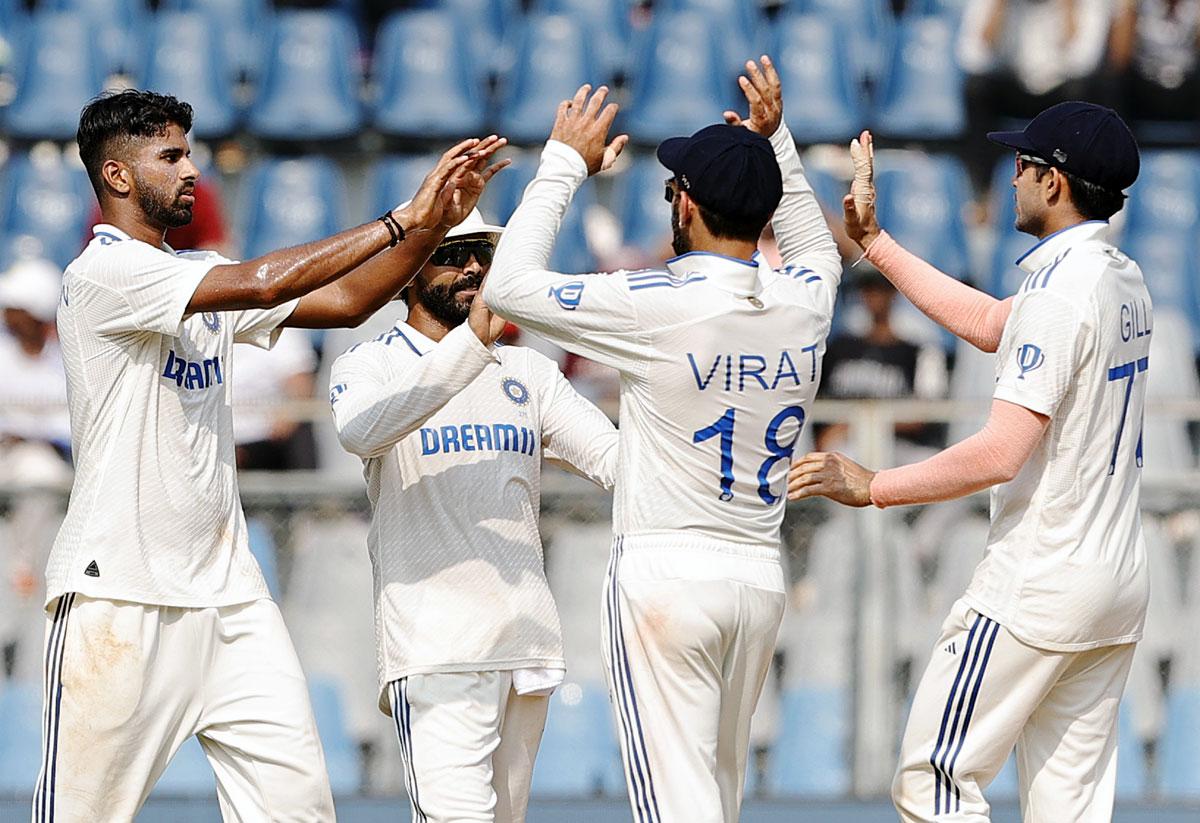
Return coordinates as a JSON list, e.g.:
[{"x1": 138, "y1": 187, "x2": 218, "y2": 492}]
[
  {"x1": 482, "y1": 125, "x2": 842, "y2": 555},
  {"x1": 47, "y1": 224, "x2": 297, "y2": 608},
  {"x1": 329, "y1": 321, "x2": 618, "y2": 705},
  {"x1": 965, "y1": 220, "x2": 1151, "y2": 651}
]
